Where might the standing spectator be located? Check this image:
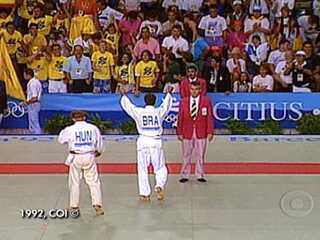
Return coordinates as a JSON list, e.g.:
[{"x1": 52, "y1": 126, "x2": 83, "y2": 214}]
[
  {"x1": 91, "y1": 40, "x2": 115, "y2": 93},
  {"x1": 162, "y1": 53, "x2": 182, "y2": 93},
  {"x1": 0, "y1": 8, "x2": 14, "y2": 29},
  {"x1": 115, "y1": 52, "x2": 135, "y2": 93},
  {"x1": 273, "y1": 0, "x2": 295, "y2": 18},
  {"x1": 274, "y1": 50, "x2": 294, "y2": 92},
  {"x1": 27, "y1": 50, "x2": 49, "y2": 93},
  {"x1": 105, "y1": 18, "x2": 121, "y2": 60},
  {"x1": 180, "y1": 64, "x2": 207, "y2": 98},
  {"x1": 73, "y1": 31, "x2": 95, "y2": 57},
  {"x1": 28, "y1": 4, "x2": 53, "y2": 36},
  {"x1": 191, "y1": 29, "x2": 210, "y2": 73},
  {"x1": 183, "y1": 13, "x2": 198, "y2": 43},
  {"x1": 23, "y1": 23, "x2": 47, "y2": 55},
  {"x1": 291, "y1": 51, "x2": 313, "y2": 92},
  {"x1": 0, "y1": 22, "x2": 23, "y2": 61},
  {"x1": 182, "y1": 0, "x2": 205, "y2": 13},
  {"x1": 233, "y1": 72, "x2": 252, "y2": 92},
  {"x1": 139, "y1": 11, "x2": 162, "y2": 39},
  {"x1": 63, "y1": 45, "x2": 93, "y2": 93},
  {"x1": 135, "y1": 50, "x2": 160, "y2": 92},
  {"x1": 177, "y1": 81, "x2": 214, "y2": 183},
  {"x1": 16, "y1": 0, "x2": 44, "y2": 33},
  {"x1": 97, "y1": 0, "x2": 124, "y2": 30},
  {"x1": 162, "y1": 24, "x2": 189, "y2": 67},
  {"x1": 22, "y1": 68, "x2": 42, "y2": 134},
  {"x1": 203, "y1": 56, "x2": 231, "y2": 92},
  {"x1": 226, "y1": 47, "x2": 246, "y2": 80},
  {"x1": 133, "y1": 27, "x2": 161, "y2": 61},
  {"x1": 253, "y1": 64, "x2": 274, "y2": 92},
  {"x1": 47, "y1": 44, "x2": 67, "y2": 93},
  {"x1": 119, "y1": 11, "x2": 141, "y2": 51},
  {"x1": 303, "y1": 41, "x2": 320, "y2": 91},
  {"x1": 244, "y1": 5, "x2": 270, "y2": 43},
  {"x1": 0, "y1": 80, "x2": 7, "y2": 126},
  {"x1": 198, "y1": 4, "x2": 227, "y2": 47}
]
